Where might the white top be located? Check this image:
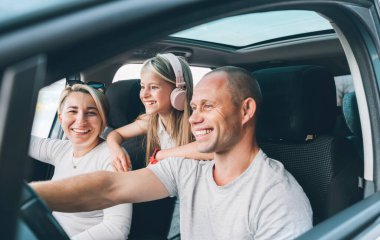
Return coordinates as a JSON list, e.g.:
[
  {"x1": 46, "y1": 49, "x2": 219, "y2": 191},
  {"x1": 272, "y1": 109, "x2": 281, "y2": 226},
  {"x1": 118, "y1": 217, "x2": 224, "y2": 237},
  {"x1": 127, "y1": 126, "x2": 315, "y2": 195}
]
[
  {"x1": 157, "y1": 118, "x2": 176, "y2": 150},
  {"x1": 29, "y1": 136, "x2": 132, "y2": 240},
  {"x1": 157, "y1": 118, "x2": 180, "y2": 238},
  {"x1": 149, "y1": 150, "x2": 313, "y2": 240}
]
